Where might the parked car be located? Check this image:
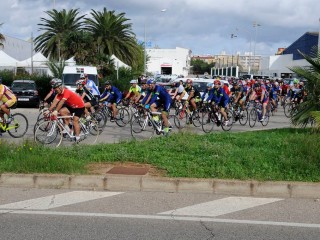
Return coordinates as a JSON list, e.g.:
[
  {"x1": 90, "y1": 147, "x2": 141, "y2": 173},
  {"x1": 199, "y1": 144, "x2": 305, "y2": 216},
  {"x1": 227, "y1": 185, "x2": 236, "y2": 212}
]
[{"x1": 11, "y1": 80, "x2": 40, "y2": 107}]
